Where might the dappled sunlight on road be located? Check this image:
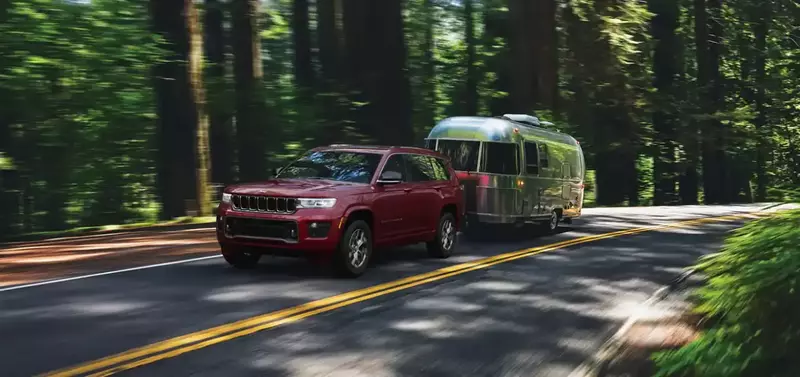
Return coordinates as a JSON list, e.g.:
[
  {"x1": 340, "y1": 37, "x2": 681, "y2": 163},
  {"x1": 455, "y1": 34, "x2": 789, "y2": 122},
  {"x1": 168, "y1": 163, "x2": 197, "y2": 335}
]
[{"x1": 0, "y1": 205, "x2": 784, "y2": 377}]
